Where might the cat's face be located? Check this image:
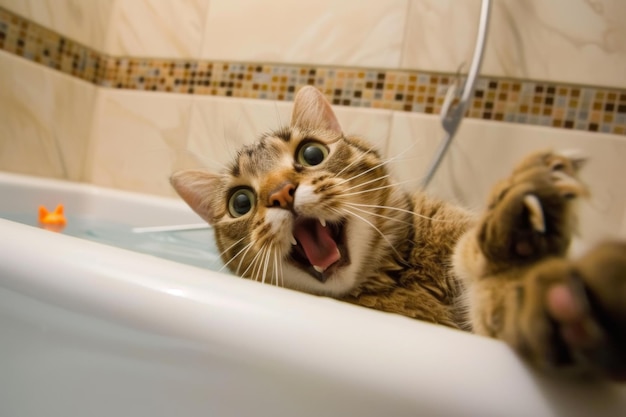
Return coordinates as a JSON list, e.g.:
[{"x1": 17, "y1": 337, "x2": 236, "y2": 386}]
[{"x1": 171, "y1": 87, "x2": 410, "y2": 296}]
